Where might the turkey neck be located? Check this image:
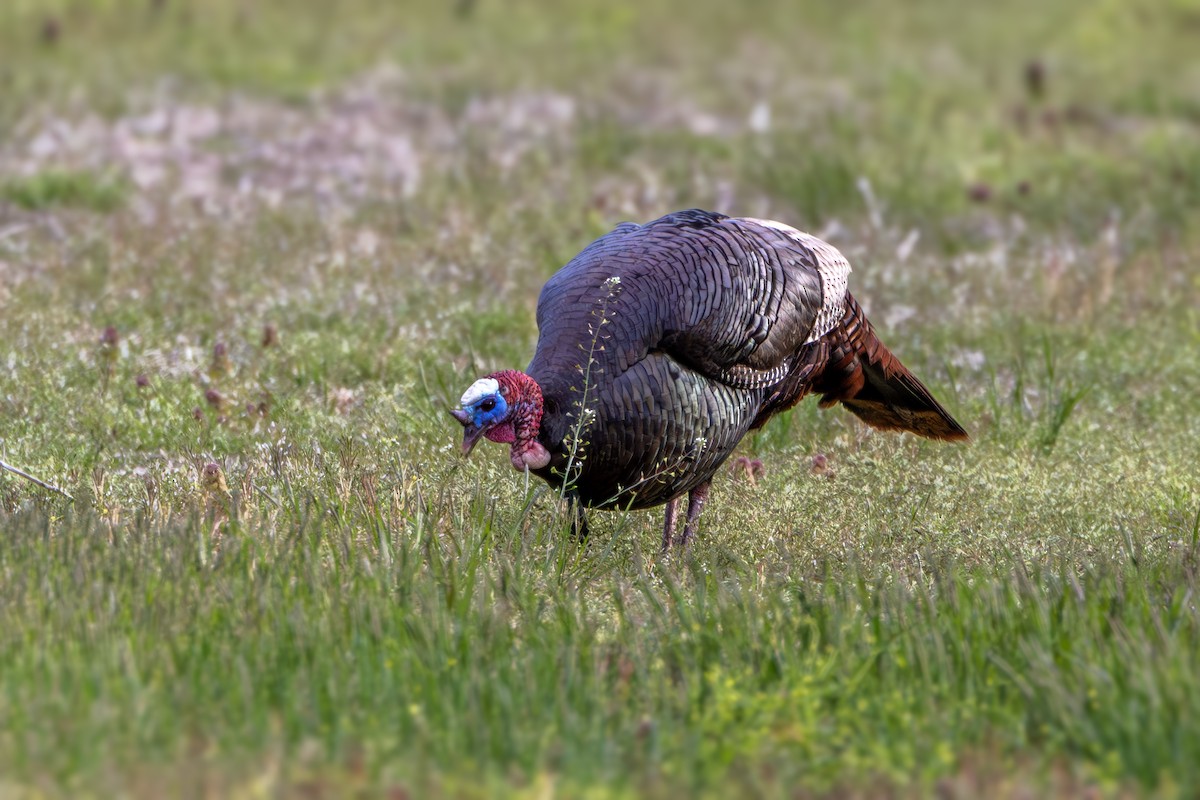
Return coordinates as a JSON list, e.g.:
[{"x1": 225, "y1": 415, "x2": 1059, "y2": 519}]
[{"x1": 491, "y1": 370, "x2": 550, "y2": 471}]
